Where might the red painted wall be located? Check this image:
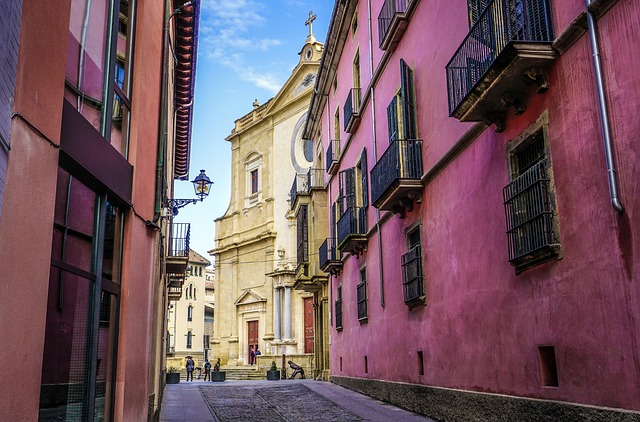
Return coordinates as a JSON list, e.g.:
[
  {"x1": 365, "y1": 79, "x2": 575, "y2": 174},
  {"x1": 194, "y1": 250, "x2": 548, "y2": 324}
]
[{"x1": 328, "y1": 0, "x2": 639, "y2": 412}]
